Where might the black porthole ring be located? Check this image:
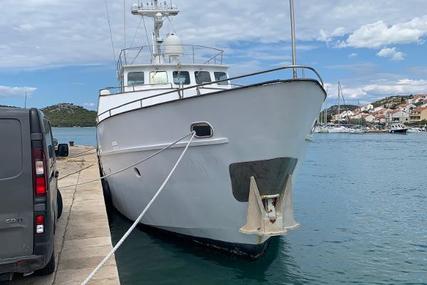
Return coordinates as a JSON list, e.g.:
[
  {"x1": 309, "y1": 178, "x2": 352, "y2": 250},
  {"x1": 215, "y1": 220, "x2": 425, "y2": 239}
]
[{"x1": 191, "y1": 122, "x2": 214, "y2": 138}]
